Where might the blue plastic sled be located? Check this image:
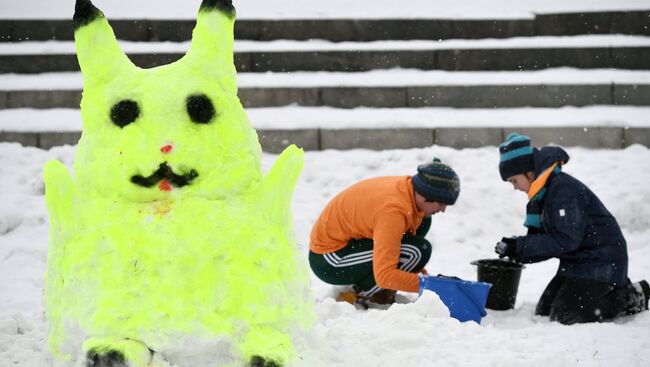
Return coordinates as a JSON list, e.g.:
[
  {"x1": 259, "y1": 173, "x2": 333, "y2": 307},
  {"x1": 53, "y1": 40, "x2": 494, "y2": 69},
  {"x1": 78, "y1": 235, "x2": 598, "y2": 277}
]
[{"x1": 418, "y1": 275, "x2": 492, "y2": 324}]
